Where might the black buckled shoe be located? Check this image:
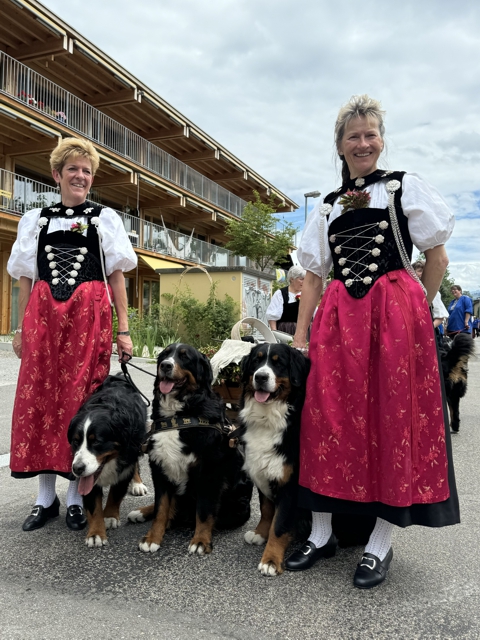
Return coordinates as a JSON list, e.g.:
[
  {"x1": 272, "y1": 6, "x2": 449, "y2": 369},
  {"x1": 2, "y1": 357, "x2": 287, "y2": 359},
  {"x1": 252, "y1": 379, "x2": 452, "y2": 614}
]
[
  {"x1": 22, "y1": 495, "x2": 60, "y2": 531},
  {"x1": 285, "y1": 533, "x2": 338, "y2": 572},
  {"x1": 353, "y1": 547, "x2": 393, "y2": 589},
  {"x1": 66, "y1": 505, "x2": 87, "y2": 531}
]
